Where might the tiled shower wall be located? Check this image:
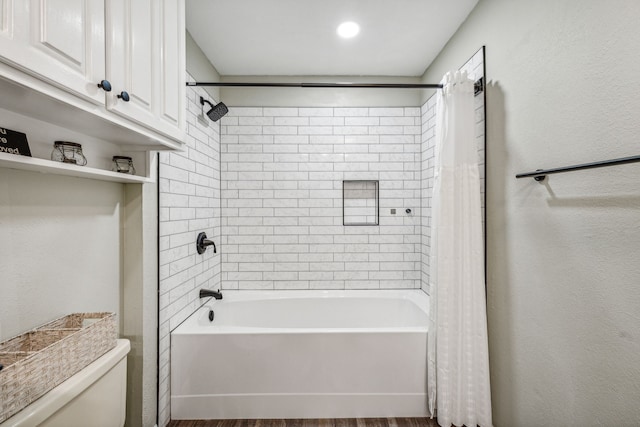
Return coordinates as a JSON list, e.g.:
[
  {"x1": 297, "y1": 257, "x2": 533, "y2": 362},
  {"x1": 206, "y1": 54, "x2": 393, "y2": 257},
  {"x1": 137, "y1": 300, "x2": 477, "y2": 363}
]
[
  {"x1": 420, "y1": 96, "x2": 437, "y2": 295},
  {"x1": 158, "y1": 51, "x2": 485, "y2": 423},
  {"x1": 420, "y1": 49, "x2": 486, "y2": 294},
  {"x1": 157, "y1": 74, "x2": 222, "y2": 426},
  {"x1": 220, "y1": 107, "x2": 422, "y2": 290}
]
